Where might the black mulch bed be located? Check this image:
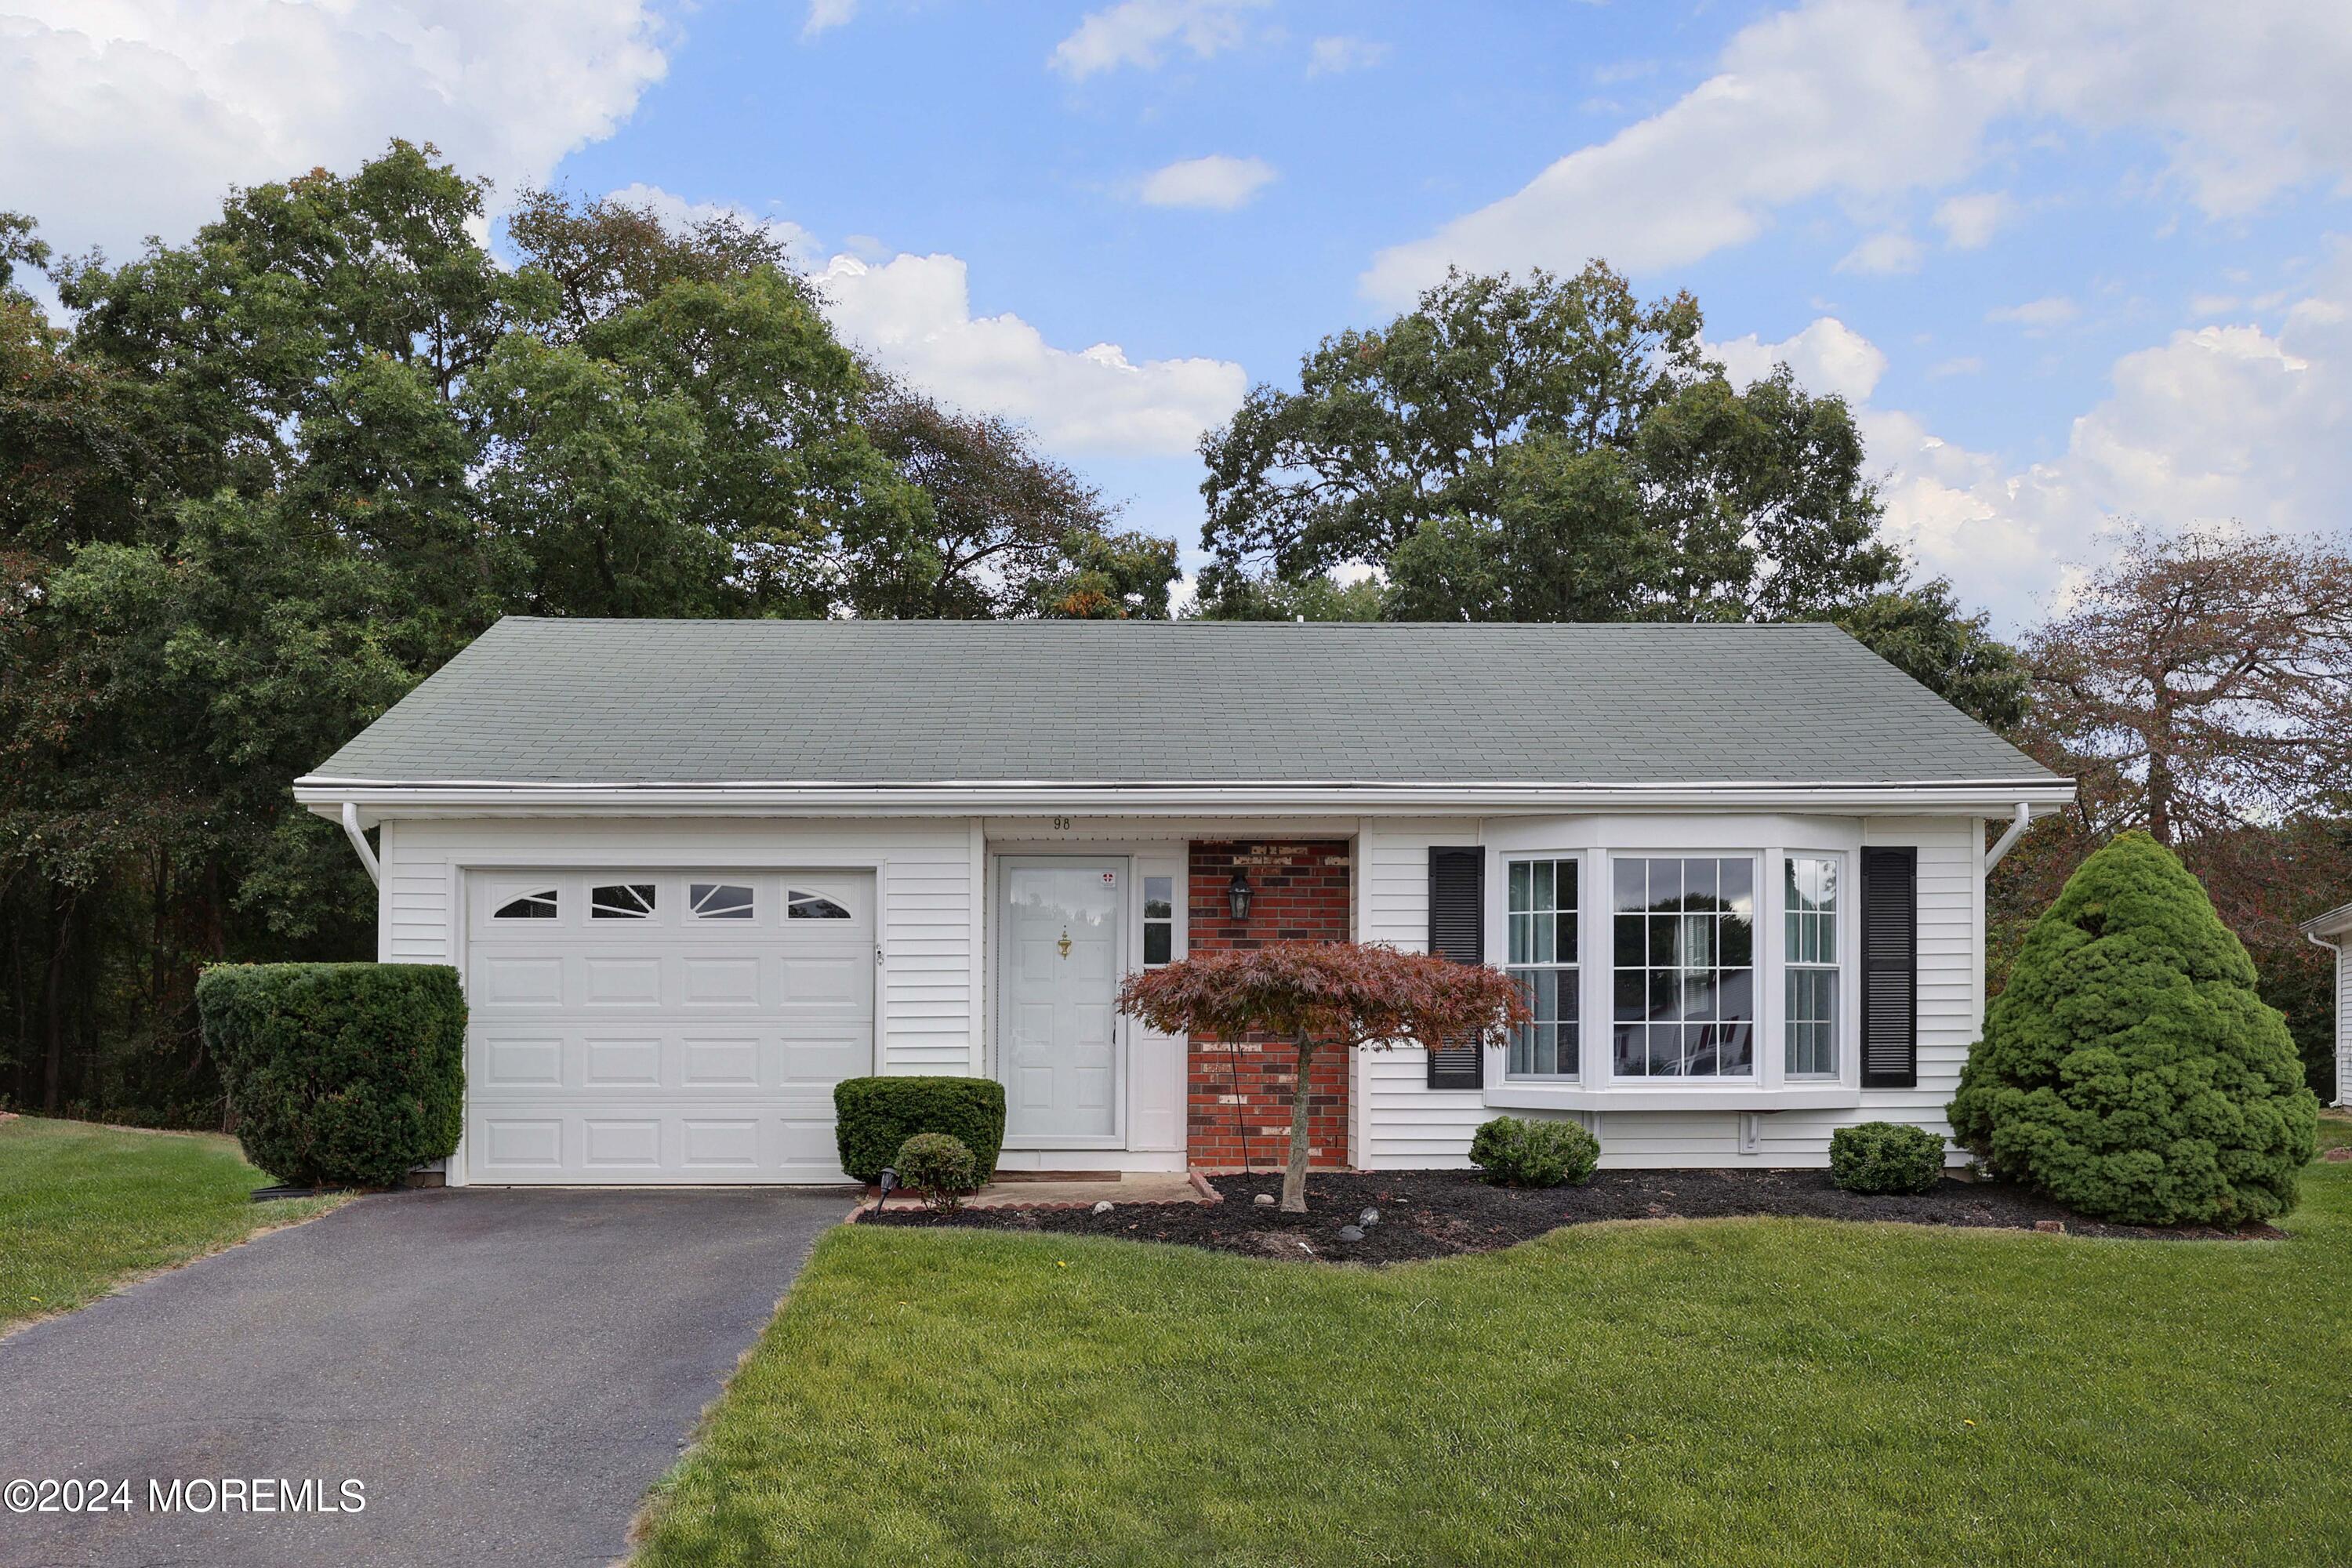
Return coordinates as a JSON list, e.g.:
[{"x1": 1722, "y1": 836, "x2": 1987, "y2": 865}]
[{"x1": 860, "y1": 1167, "x2": 2281, "y2": 1263}]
